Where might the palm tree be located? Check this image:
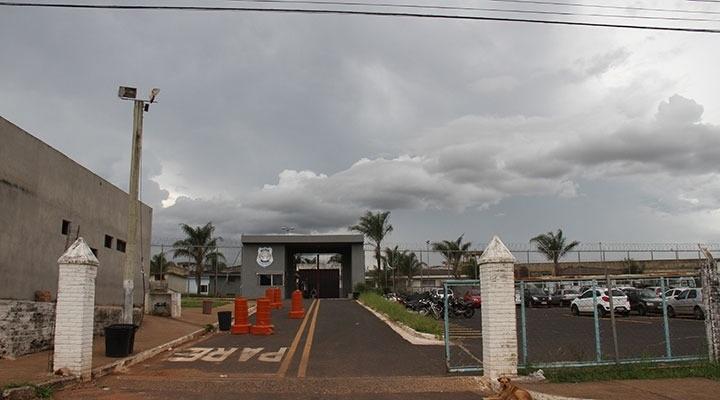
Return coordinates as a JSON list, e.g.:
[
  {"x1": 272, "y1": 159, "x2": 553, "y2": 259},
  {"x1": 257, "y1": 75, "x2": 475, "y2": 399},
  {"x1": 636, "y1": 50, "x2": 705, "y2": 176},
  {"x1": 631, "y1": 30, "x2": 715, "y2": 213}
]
[
  {"x1": 206, "y1": 250, "x2": 227, "y2": 296},
  {"x1": 398, "y1": 251, "x2": 424, "y2": 289},
  {"x1": 150, "y1": 252, "x2": 170, "y2": 278},
  {"x1": 462, "y1": 255, "x2": 480, "y2": 279},
  {"x1": 350, "y1": 211, "x2": 393, "y2": 288},
  {"x1": 530, "y1": 229, "x2": 580, "y2": 276},
  {"x1": 383, "y1": 246, "x2": 404, "y2": 291},
  {"x1": 432, "y1": 235, "x2": 472, "y2": 278},
  {"x1": 173, "y1": 222, "x2": 222, "y2": 295}
]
